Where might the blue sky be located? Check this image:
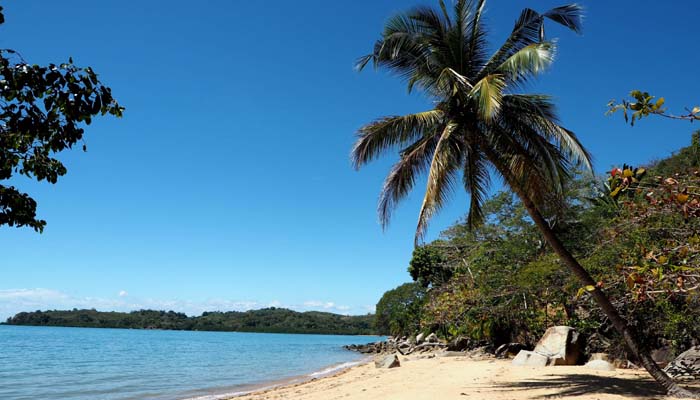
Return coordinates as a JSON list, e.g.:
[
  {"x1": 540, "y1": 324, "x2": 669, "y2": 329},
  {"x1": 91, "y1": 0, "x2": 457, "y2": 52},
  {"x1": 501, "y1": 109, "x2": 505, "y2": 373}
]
[{"x1": 1, "y1": 1, "x2": 698, "y2": 320}]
